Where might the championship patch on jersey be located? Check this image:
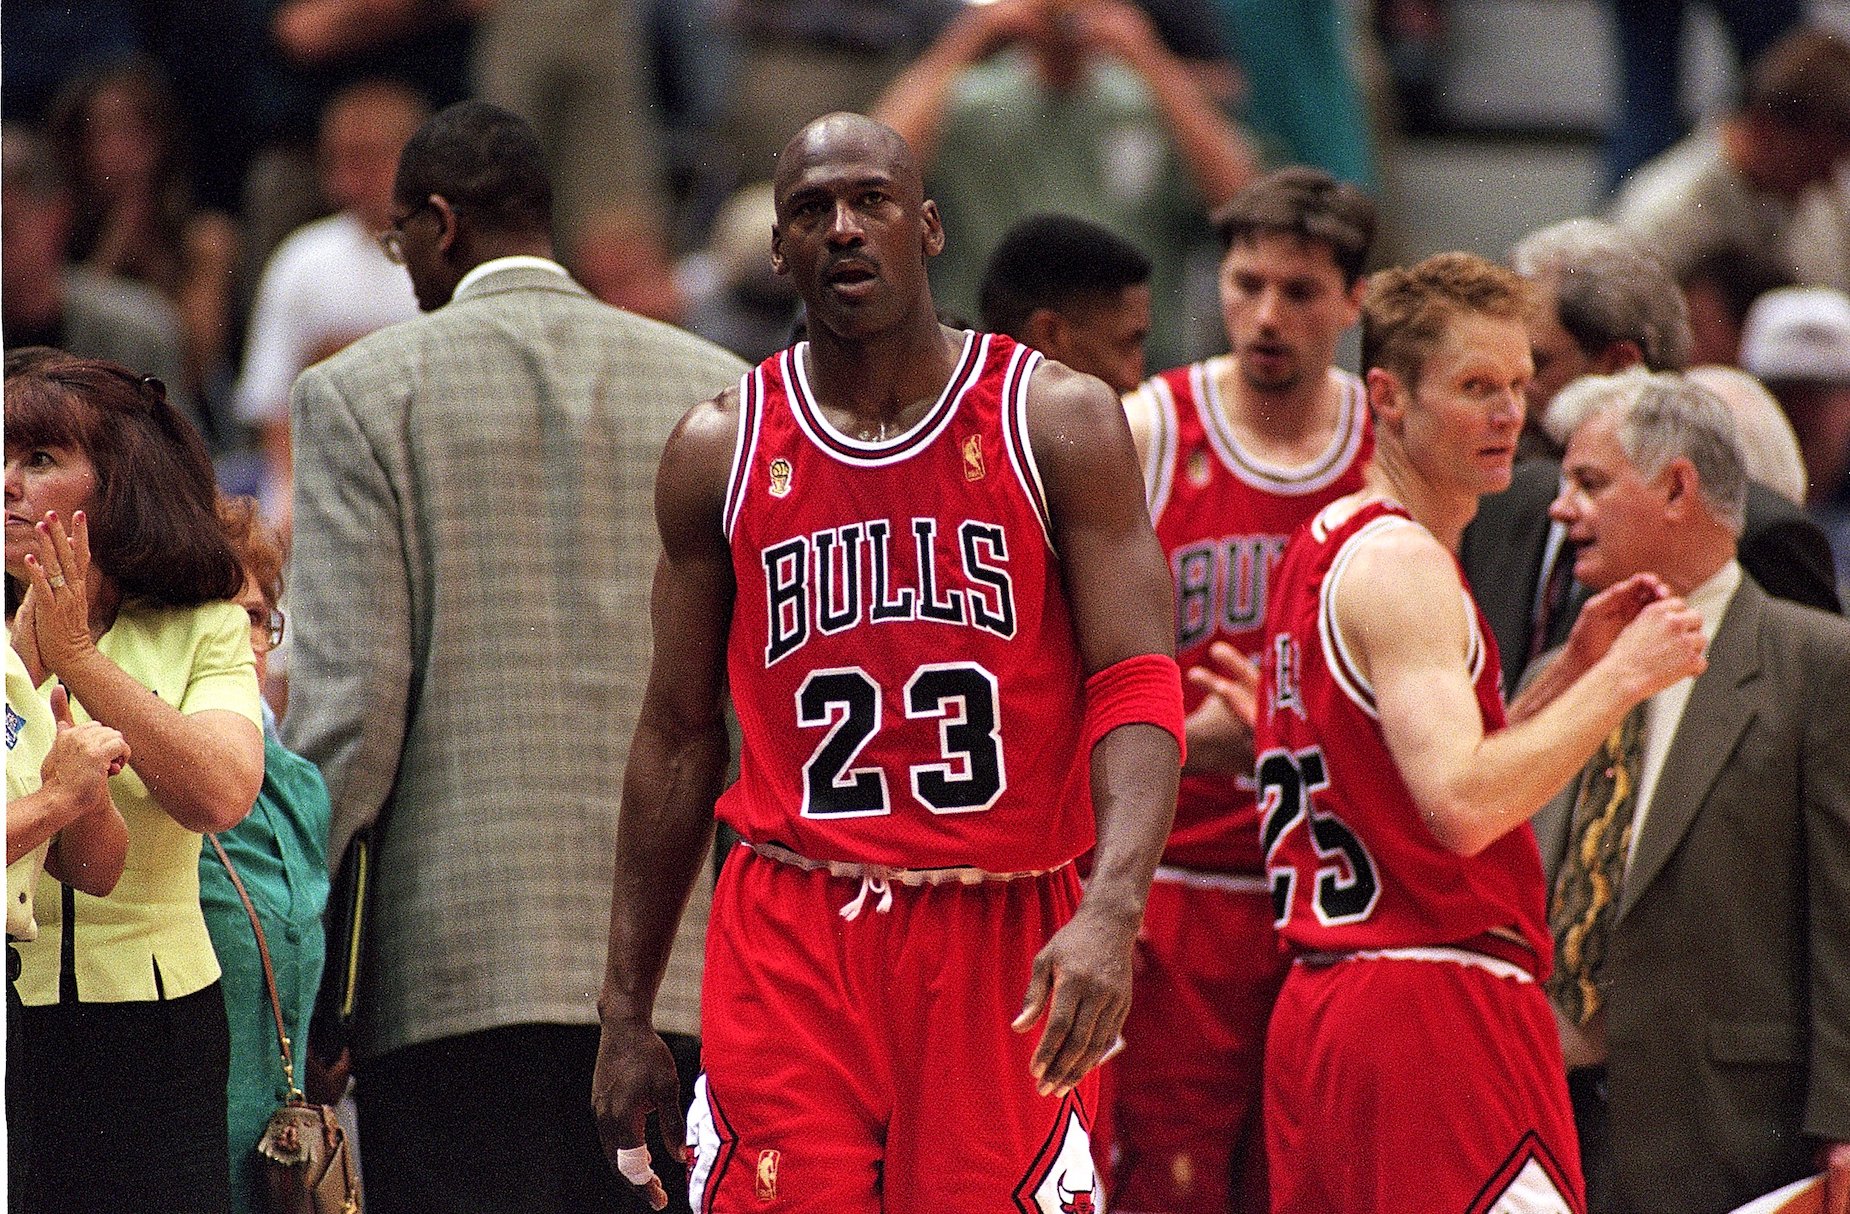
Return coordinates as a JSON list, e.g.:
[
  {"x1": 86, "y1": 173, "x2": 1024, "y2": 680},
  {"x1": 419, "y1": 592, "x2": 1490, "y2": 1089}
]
[
  {"x1": 768, "y1": 457, "x2": 793, "y2": 498},
  {"x1": 1013, "y1": 1098, "x2": 1102, "y2": 1214},
  {"x1": 1186, "y1": 448, "x2": 1212, "y2": 488},
  {"x1": 5, "y1": 703, "x2": 21, "y2": 751},
  {"x1": 963, "y1": 434, "x2": 987, "y2": 481}
]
